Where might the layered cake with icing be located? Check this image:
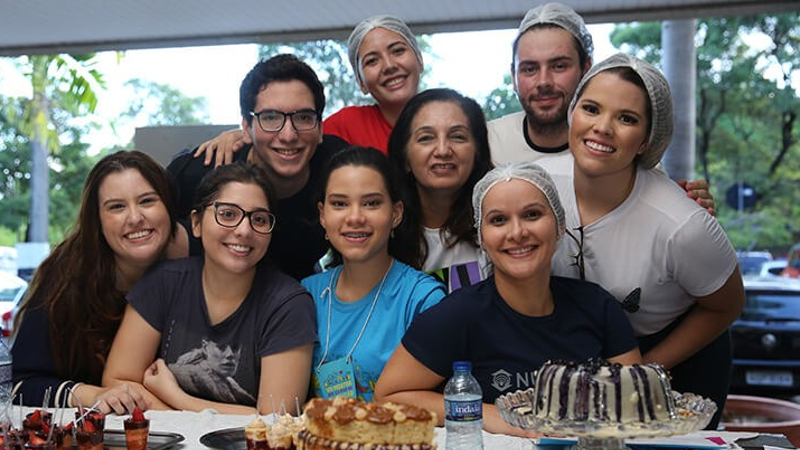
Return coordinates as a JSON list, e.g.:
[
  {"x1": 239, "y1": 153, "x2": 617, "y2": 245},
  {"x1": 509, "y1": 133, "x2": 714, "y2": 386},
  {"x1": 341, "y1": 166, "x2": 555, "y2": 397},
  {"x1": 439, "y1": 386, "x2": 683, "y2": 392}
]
[
  {"x1": 296, "y1": 397, "x2": 437, "y2": 450},
  {"x1": 532, "y1": 360, "x2": 677, "y2": 424}
]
